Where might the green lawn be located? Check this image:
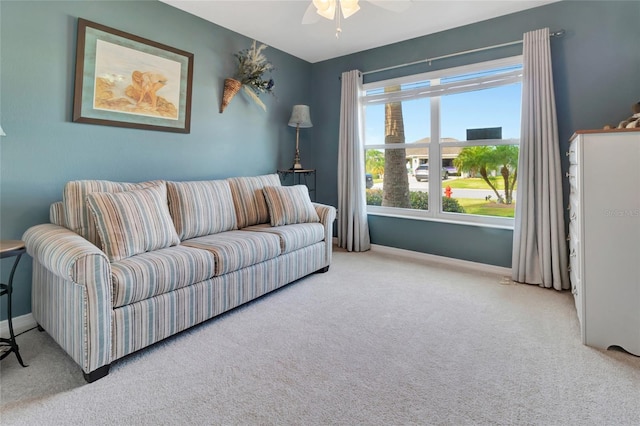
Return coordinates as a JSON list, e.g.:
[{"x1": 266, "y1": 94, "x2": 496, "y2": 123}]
[
  {"x1": 443, "y1": 177, "x2": 517, "y2": 191},
  {"x1": 455, "y1": 198, "x2": 515, "y2": 218}
]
